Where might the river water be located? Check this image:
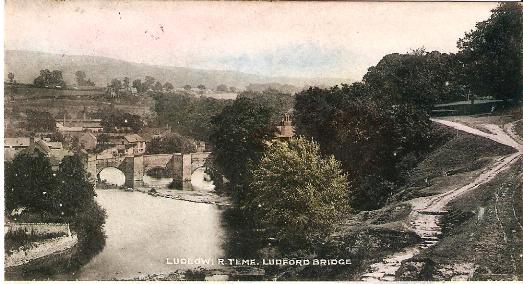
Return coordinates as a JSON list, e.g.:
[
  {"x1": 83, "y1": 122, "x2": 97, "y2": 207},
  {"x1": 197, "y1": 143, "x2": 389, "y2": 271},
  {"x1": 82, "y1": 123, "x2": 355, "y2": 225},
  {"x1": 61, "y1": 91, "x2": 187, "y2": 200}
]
[{"x1": 67, "y1": 169, "x2": 226, "y2": 280}]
